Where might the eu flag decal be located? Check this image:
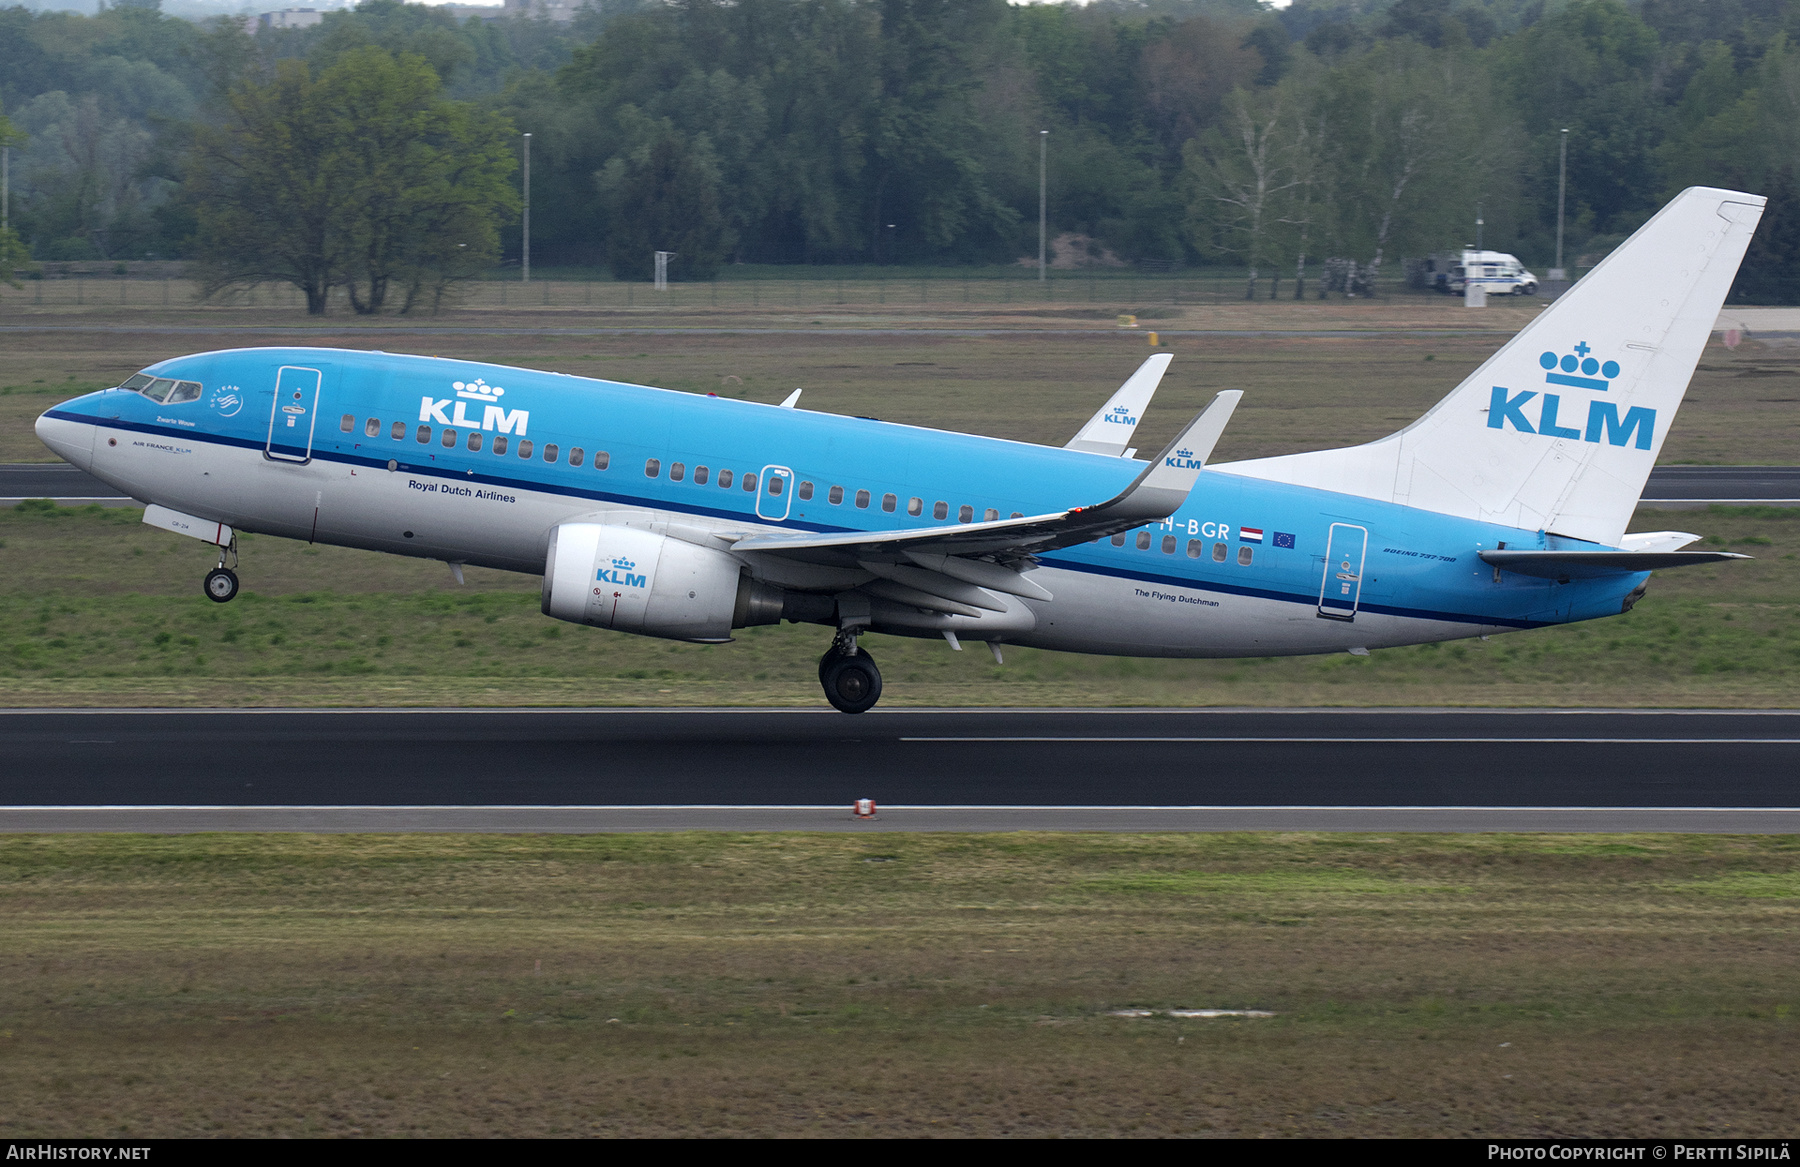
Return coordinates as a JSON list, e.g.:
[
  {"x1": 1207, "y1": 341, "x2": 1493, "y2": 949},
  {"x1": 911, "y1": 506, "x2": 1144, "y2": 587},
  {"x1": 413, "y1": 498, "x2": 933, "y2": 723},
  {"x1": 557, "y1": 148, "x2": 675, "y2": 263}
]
[{"x1": 1273, "y1": 531, "x2": 1296, "y2": 549}]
